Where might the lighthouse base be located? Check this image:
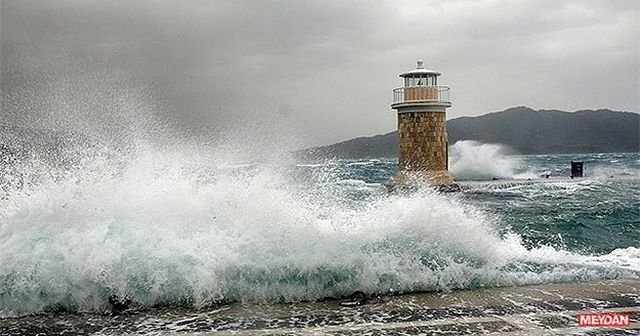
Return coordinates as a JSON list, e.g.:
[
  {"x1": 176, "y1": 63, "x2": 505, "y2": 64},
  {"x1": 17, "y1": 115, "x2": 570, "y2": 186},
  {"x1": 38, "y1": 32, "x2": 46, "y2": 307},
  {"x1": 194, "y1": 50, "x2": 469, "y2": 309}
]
[{"x1": 387, "y1": 170, "x2": 460, "y2": 193}]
